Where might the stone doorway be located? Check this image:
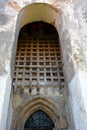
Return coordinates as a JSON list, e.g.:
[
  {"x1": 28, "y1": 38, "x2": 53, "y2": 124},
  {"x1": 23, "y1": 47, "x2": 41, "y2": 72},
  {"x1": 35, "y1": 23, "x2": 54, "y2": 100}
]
[
  {"x1": 11, "y1": 21, "x2": 67, "y2": 130},
  {"x1": 24, "y1": 110, "x2": 54, "y2": 130}
]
